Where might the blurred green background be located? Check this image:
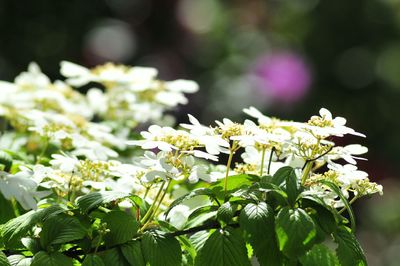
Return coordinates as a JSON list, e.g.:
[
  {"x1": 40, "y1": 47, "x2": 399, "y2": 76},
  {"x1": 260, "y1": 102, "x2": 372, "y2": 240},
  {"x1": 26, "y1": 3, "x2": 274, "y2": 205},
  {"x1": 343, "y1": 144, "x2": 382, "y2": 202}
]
[{"x1": 0, "y1": 0, "x2": 399, "y2": 264}]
